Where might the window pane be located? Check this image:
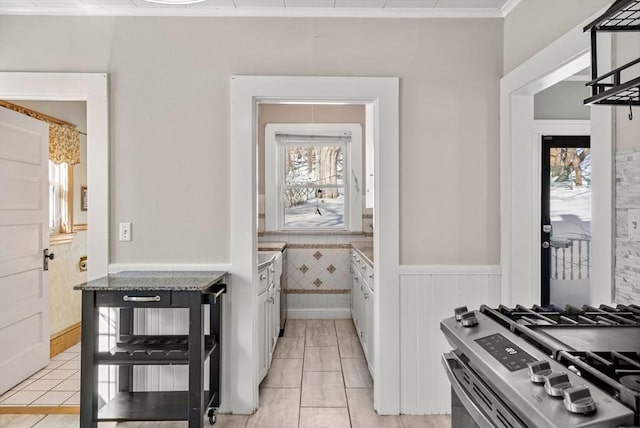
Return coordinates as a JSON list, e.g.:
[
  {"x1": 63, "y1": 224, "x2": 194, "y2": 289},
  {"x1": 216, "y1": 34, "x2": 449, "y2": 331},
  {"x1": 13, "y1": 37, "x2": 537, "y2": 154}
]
[
  {"x1": 284, "y1": 146, "x2": 343, "y2": 186},
  {"x1": 284, "y1": 187, "x2": 344, "y2": 228}
]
